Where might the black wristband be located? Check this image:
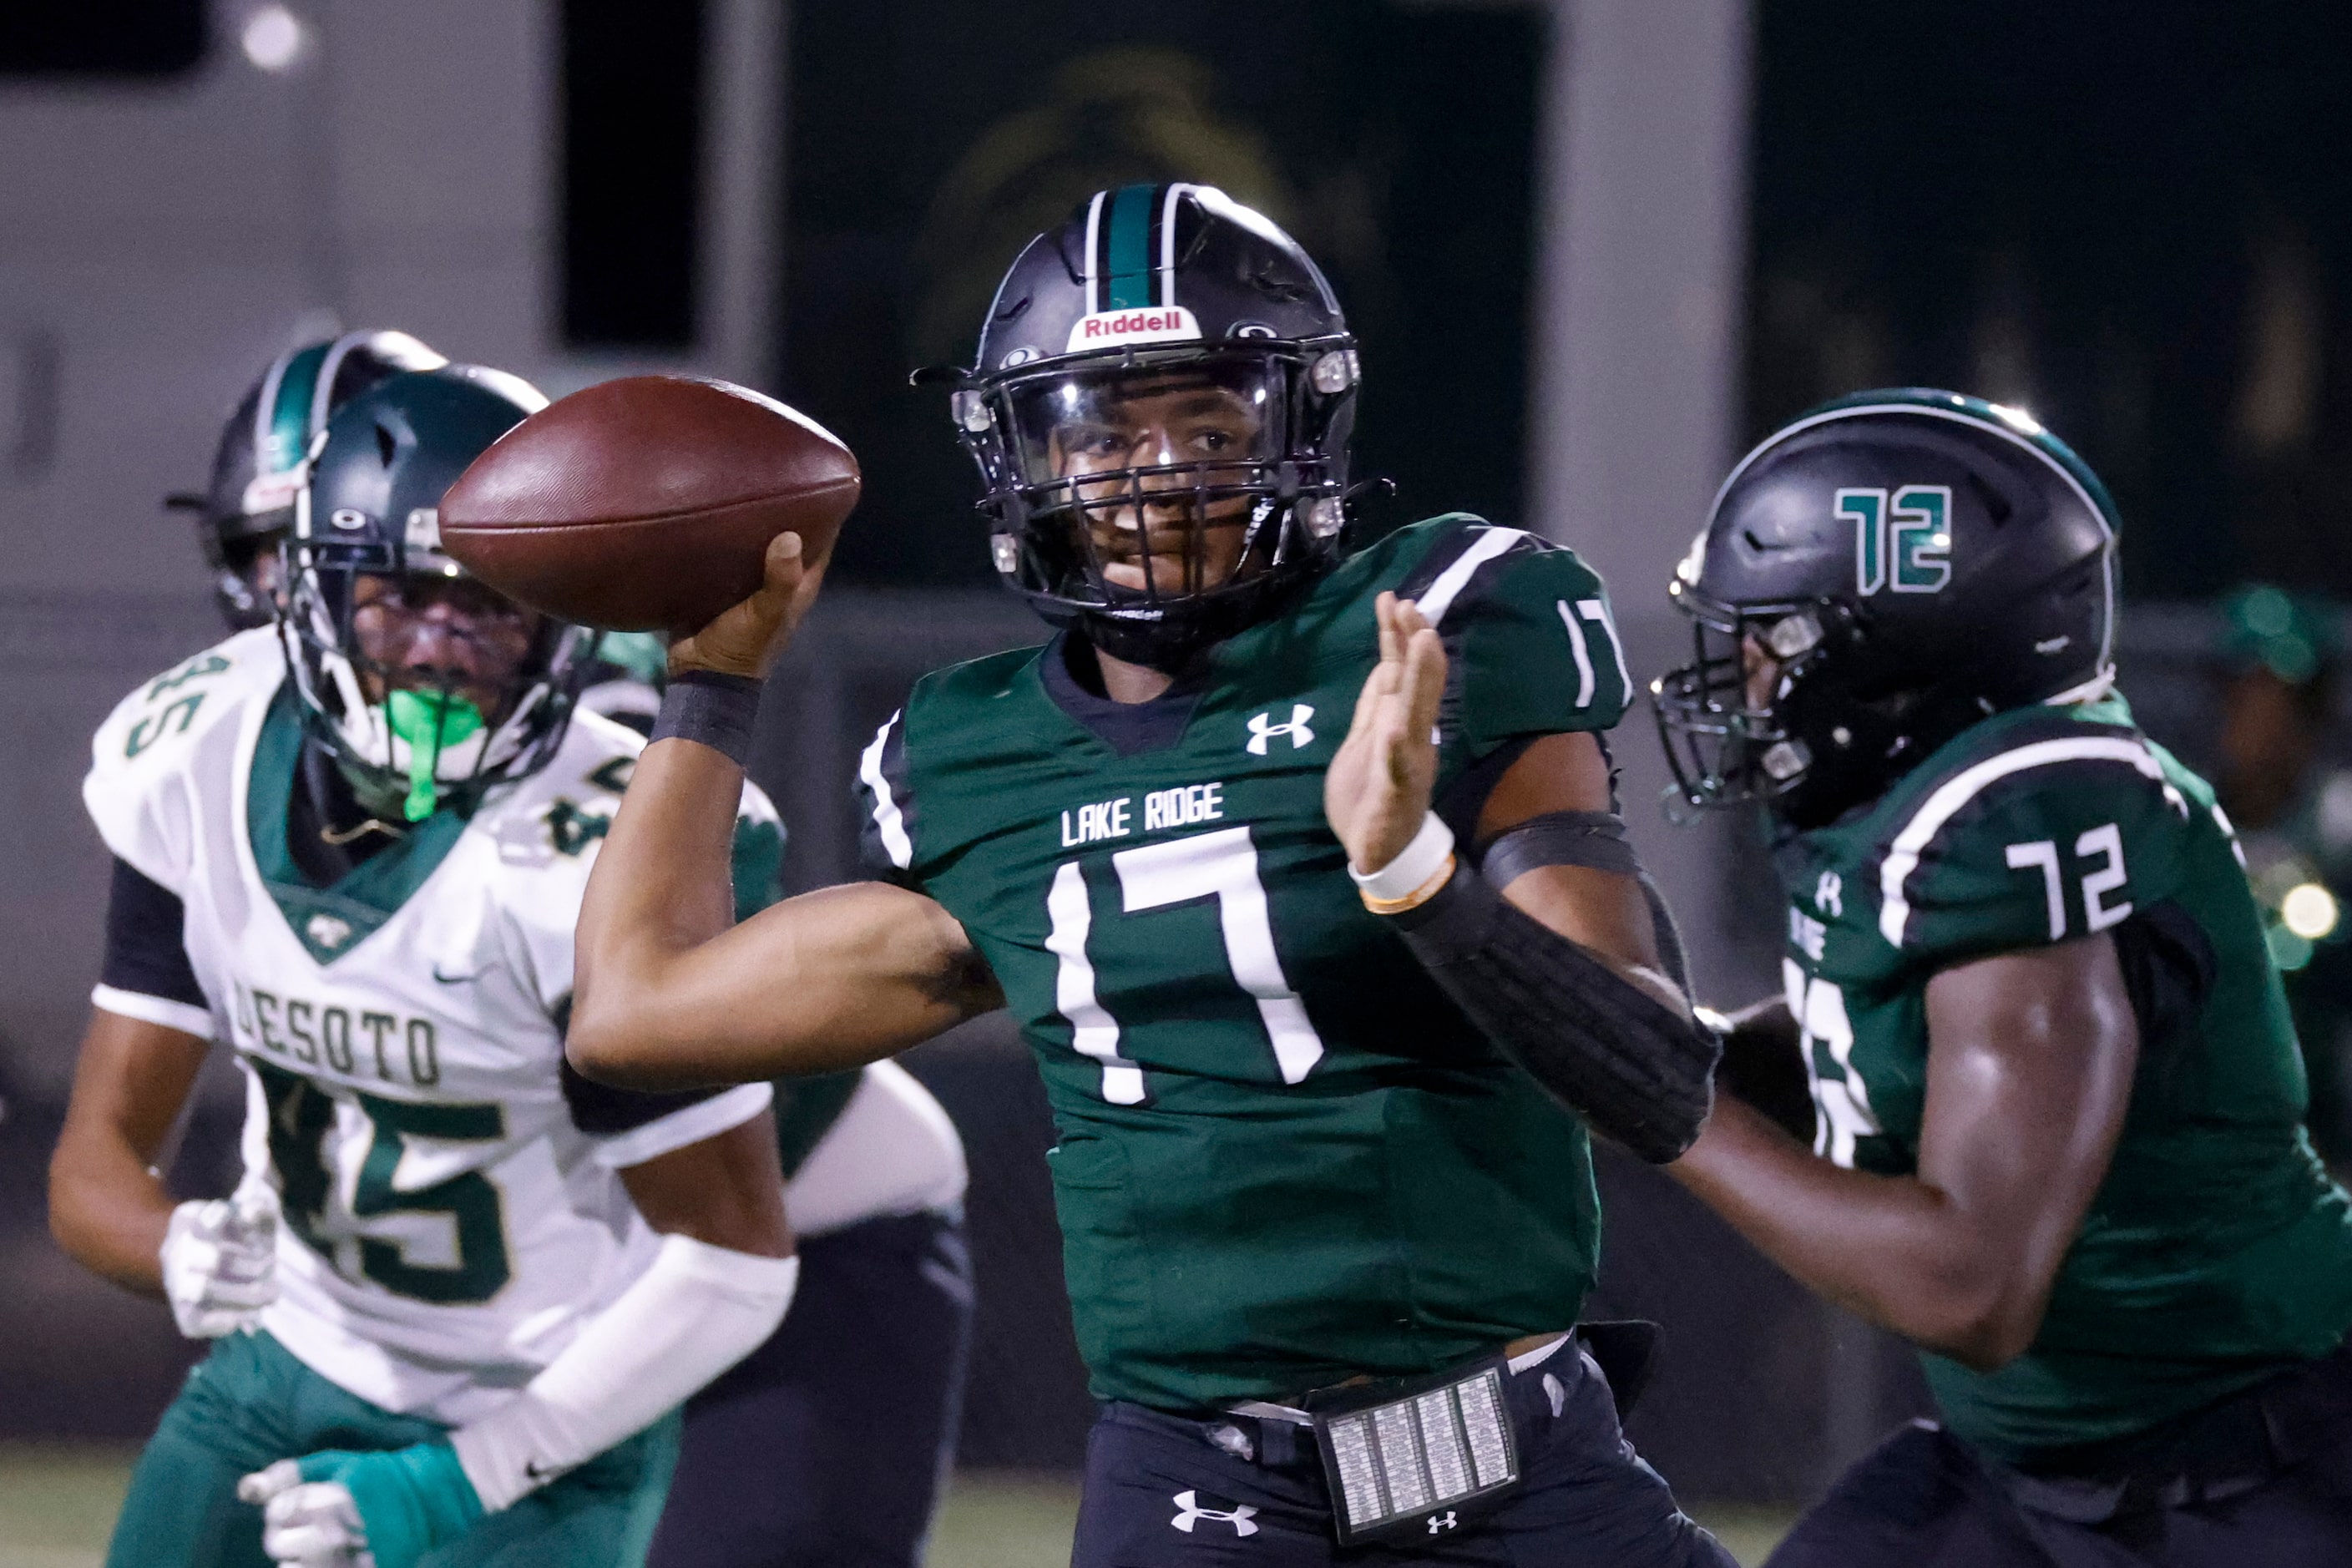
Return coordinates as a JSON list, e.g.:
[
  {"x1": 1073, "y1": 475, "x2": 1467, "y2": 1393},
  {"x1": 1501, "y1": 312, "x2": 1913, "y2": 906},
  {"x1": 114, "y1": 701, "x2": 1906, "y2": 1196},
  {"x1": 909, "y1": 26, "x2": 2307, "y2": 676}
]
[{"x1": 650, "y1": 670, "x2": 763, "y2": 766}]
